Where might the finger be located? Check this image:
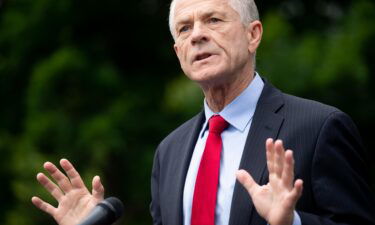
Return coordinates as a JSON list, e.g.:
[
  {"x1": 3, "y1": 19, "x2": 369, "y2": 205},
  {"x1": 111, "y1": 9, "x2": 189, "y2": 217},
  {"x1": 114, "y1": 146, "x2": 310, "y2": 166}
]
[
  {"x1": 273, "y1": 140, "x2": 285, "y2": 178},
  {"x1": 266, "y1": 138, "x2": 275, "y2": 175},
  {"x1": 44, "y1": 162, "x2": 72, "y2": 193},
  {"x1": 281, "y1": 150, "x2": 294, "y2": 190},
  {"x1": 289, "y1": 179, "x2": 303, "y2": 205},
  {"x1": 36, "y1": 173, "x2": 64, "y2": 201},
  {"x1": 60, "y1": 159, "x2": 87, "y2": 190},
  {"x1": 236, "y1": 169, "x2": 260, "y2": 197},
  {"x1": 92, "y1": 176, "x2": 105, "y2": 201},
  {"x1": 31, "y1": 196, "x2": 56, "y2": 216}
]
